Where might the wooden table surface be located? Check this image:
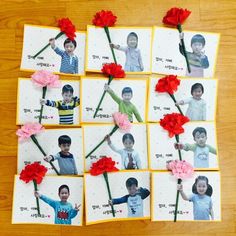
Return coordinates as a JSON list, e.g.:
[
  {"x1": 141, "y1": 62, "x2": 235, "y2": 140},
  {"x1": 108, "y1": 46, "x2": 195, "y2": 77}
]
[{"x1": 0, "y1": 0, "x2": 235, "y2": 235}]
